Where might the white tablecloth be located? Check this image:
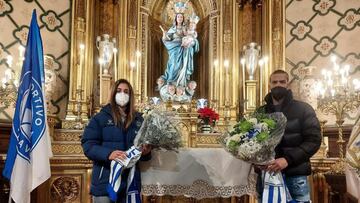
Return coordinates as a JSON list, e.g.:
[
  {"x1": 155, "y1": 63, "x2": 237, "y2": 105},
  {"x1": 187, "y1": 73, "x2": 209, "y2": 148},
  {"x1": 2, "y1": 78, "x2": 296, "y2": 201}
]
[
  {"x1": 140, "y1": 148, "x2": 256, "y2": 199},
  {"x1": 346, "y1": 166, "x2": 360, "y2": 203}
]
